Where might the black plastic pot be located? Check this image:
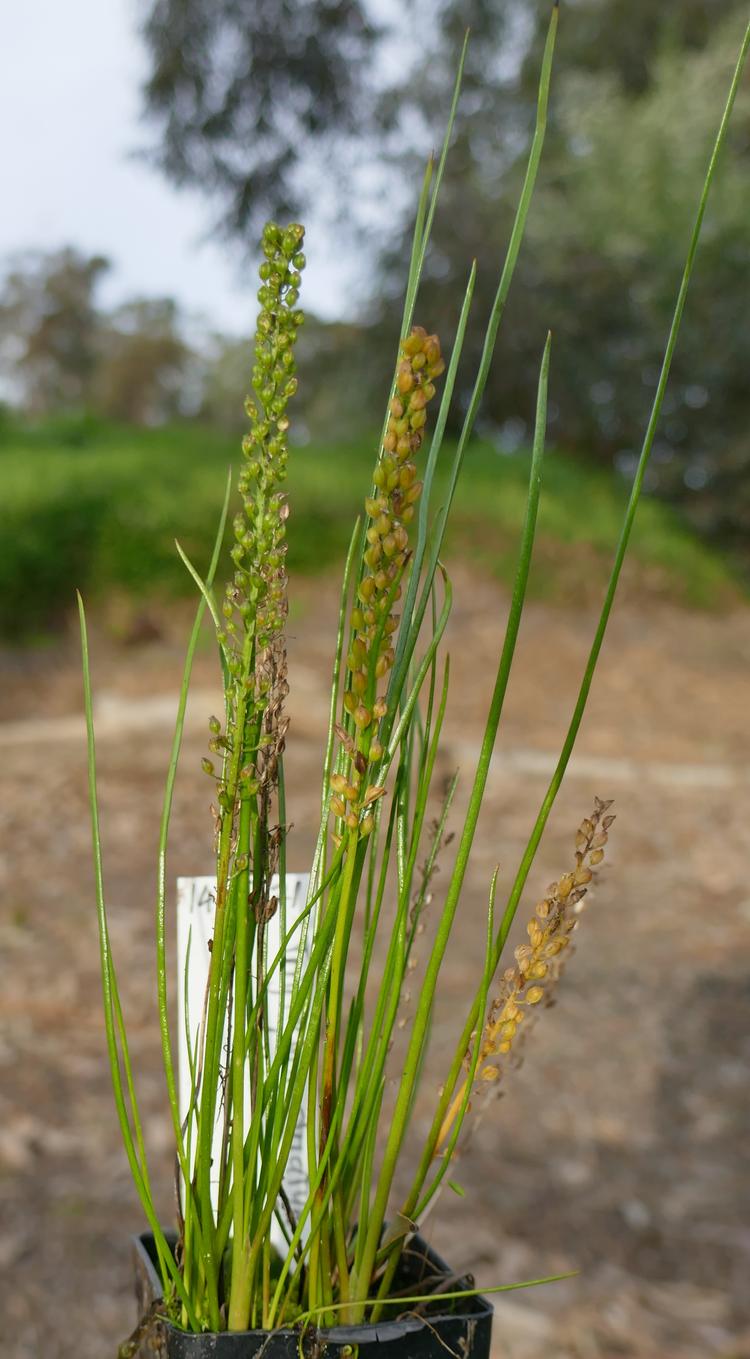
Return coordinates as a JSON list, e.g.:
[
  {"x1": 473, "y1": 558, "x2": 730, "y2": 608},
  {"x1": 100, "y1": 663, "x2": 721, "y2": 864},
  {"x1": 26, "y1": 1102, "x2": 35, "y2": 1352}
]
[{"x1": 132, "y1": 1231, "x2": 493, "y2": 1359}]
